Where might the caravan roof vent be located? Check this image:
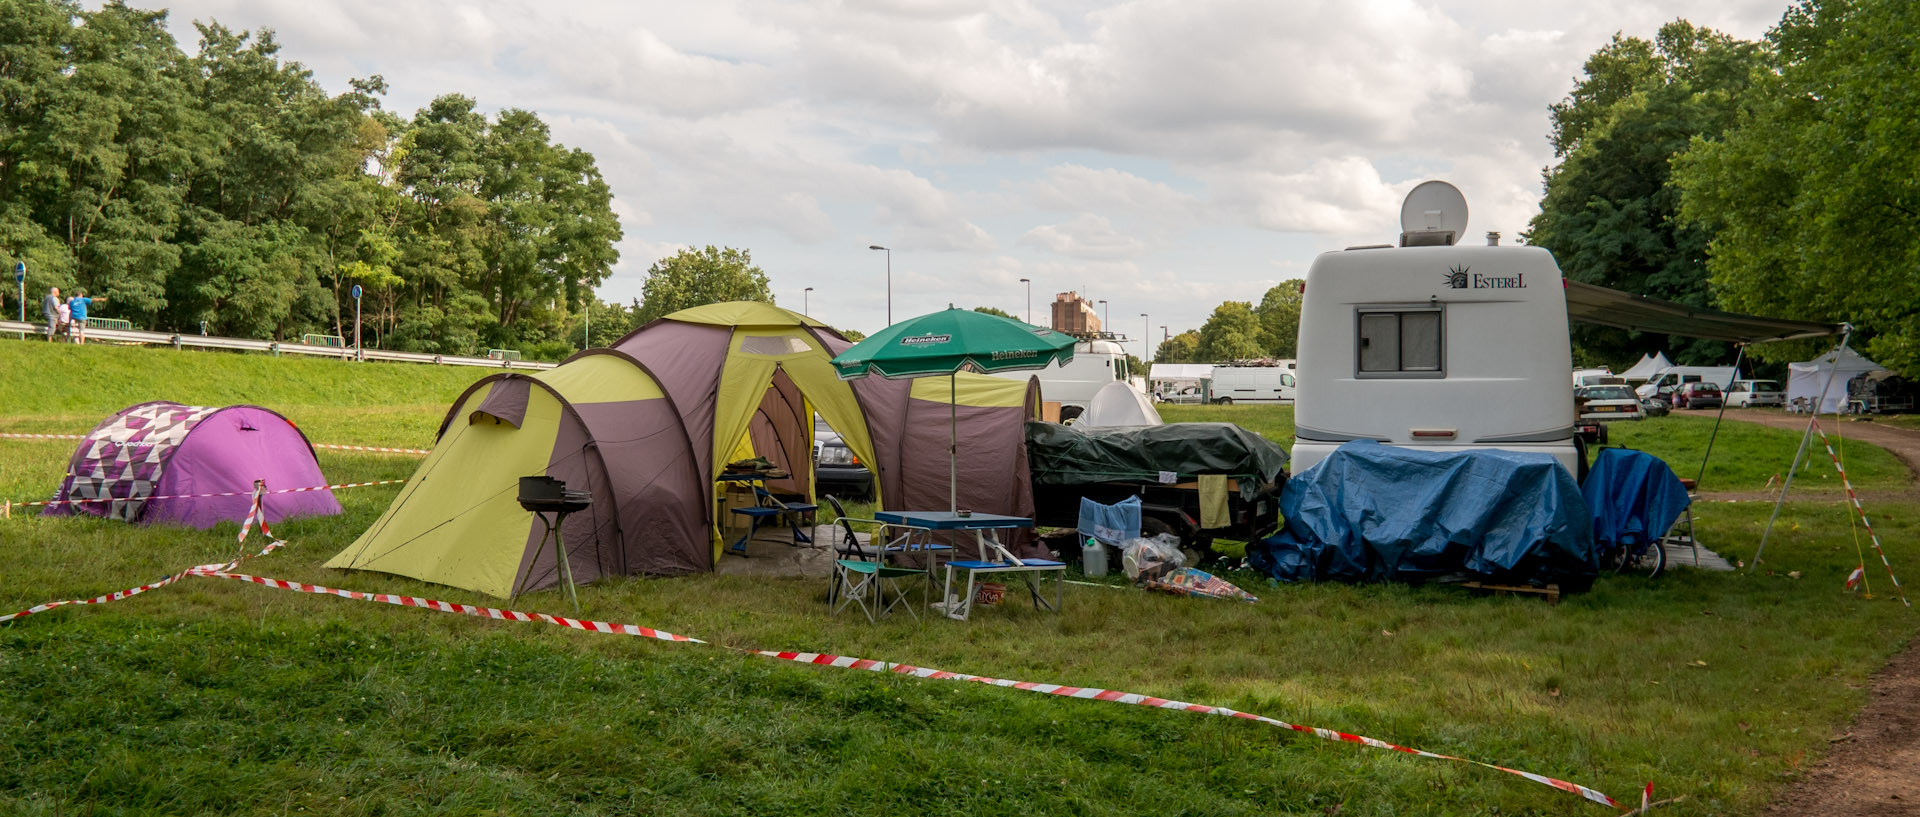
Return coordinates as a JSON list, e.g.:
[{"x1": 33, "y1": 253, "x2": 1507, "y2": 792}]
[{"x1": 1399, "y1": 180, "x2": 1468, "y2": 247}]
